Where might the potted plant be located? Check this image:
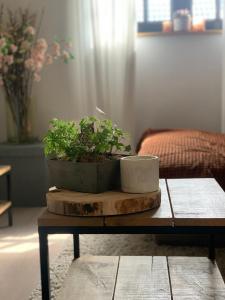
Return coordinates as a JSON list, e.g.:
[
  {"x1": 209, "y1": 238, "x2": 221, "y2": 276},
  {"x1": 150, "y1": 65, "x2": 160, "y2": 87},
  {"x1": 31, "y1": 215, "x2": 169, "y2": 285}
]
[
  {"x1": 0, "y1": 6, "x2": 74, "y2": 206},
  {"x1": 43, "y1": 117, "x2": 131, "y2": 193}
]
